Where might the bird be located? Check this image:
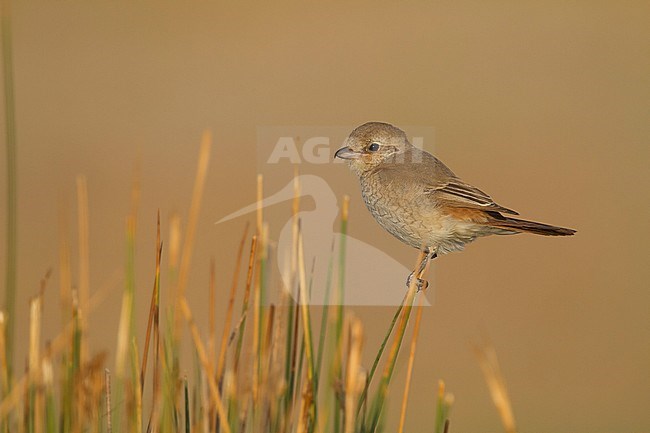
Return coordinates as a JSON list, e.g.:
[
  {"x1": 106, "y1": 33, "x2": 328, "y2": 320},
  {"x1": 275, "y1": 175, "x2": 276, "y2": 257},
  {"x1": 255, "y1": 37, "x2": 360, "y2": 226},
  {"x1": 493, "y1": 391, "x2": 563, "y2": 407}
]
[{"x1": 335, "y1": 121, "x2": 576, "y2": 290}]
